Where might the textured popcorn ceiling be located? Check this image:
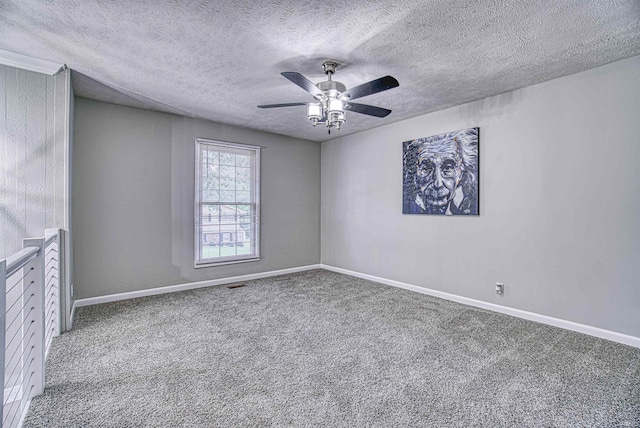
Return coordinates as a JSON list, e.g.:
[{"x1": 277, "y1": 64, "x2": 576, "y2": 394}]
[{"x1": 1, "y1": 0, "x2": 639, "y2": 142}]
